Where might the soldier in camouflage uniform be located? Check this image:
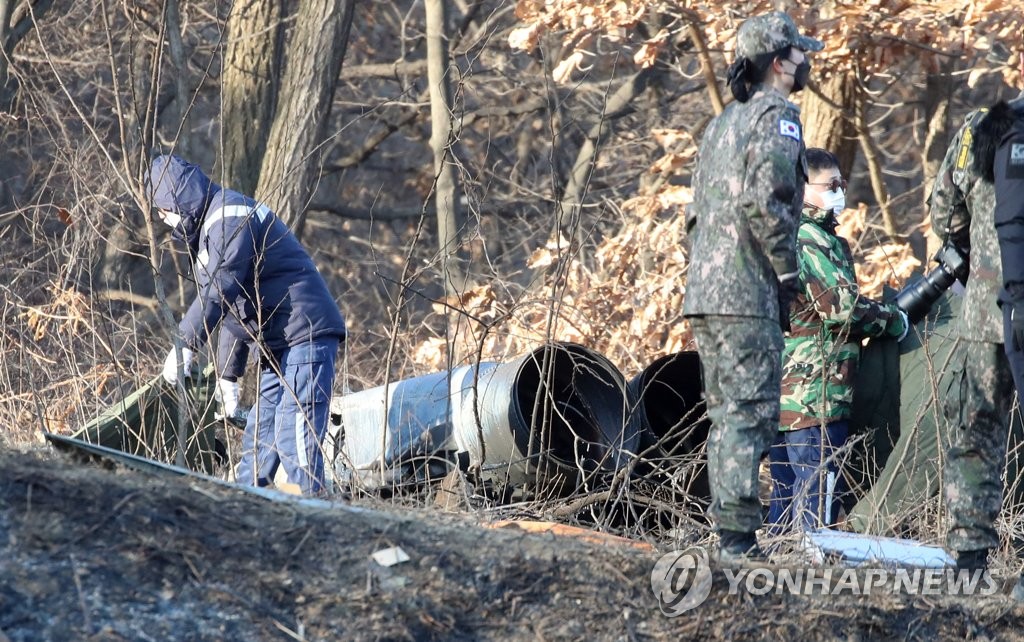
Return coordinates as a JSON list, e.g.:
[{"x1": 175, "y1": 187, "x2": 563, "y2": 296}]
[
  {"x1": 768, "y1": 148, "x2": 908, "y2": 536},
  {"x1": 932, "y1": 46, "x2": 1024, "y2": 570},
  {"x1": 683, "y1": 11, "x2": 823, "y2": 562}
]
